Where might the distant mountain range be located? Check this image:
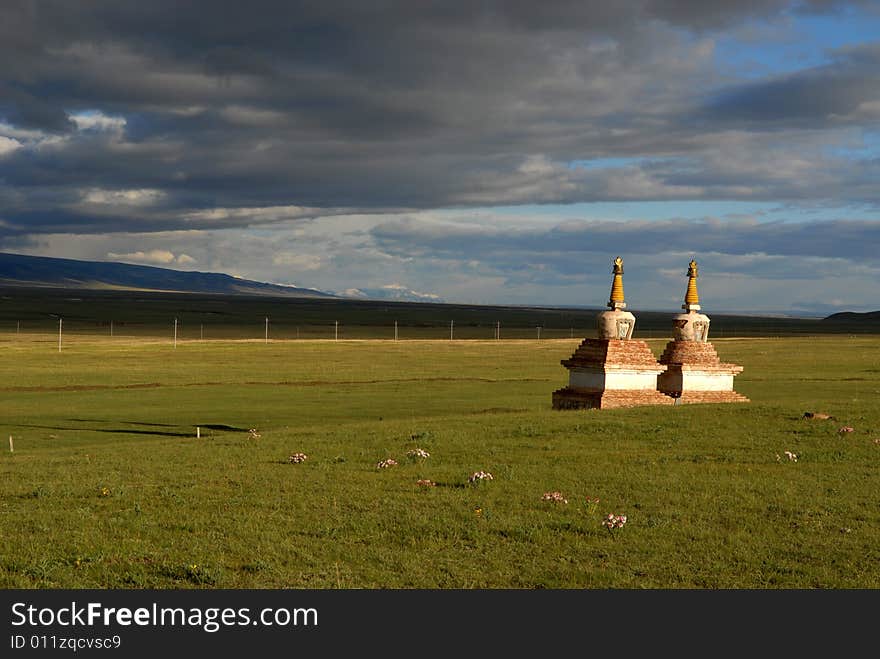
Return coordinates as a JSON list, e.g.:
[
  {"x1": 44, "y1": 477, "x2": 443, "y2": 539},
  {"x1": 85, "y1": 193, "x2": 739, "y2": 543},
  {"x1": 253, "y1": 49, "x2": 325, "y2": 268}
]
[
  {"x1": 343, "y1": 285, "x2": 444, "y2": 303},
  {"x1": 0, "y1": 252, "x2": 336, "y2": 298},
  {"x1": 0, "y1": 252, "x2": 874, "y2": 315}
]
